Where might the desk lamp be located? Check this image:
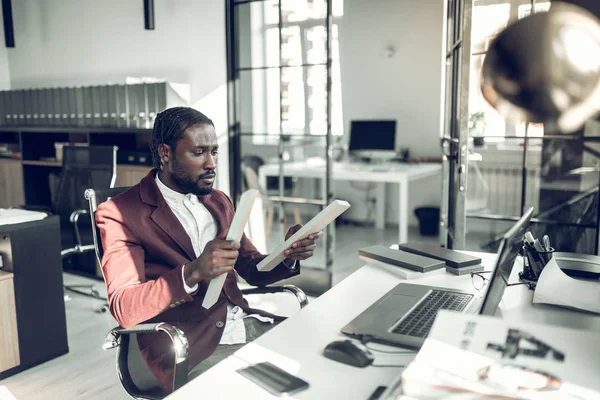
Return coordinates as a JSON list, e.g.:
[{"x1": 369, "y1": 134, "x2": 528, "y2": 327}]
[{"x1": 481, "y1": 2, "x2": 600, "y2": 133}]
